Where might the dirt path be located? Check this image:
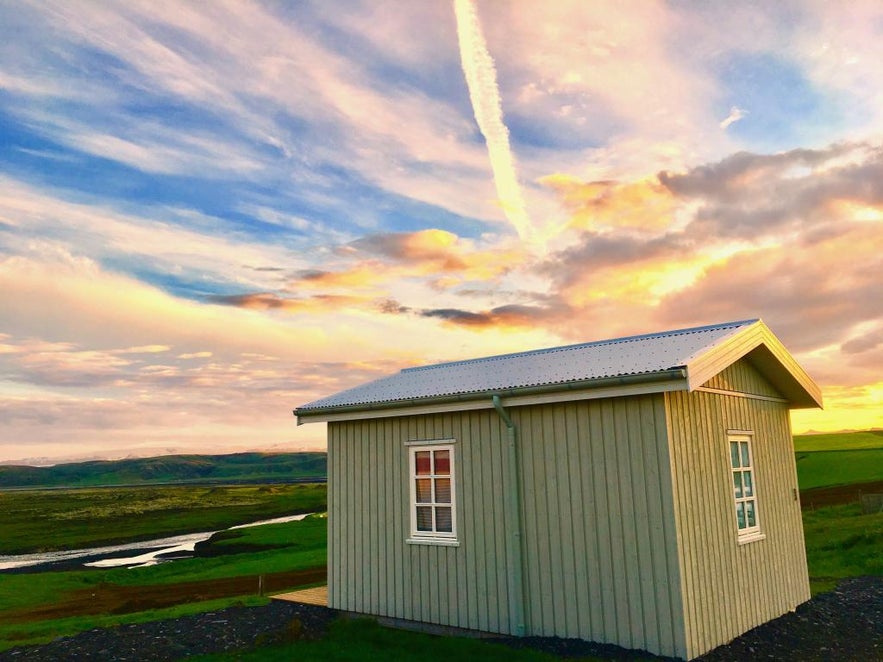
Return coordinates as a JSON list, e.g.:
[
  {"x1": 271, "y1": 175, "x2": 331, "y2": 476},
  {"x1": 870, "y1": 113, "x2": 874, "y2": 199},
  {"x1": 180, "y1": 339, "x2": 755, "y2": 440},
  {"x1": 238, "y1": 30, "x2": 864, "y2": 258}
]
[
  {"x1": 801, "y1": 479, "x2": 883, "y2": 509},
  {"x1": 5, "y1": 567, "x2": 326, "y2": 623}
]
